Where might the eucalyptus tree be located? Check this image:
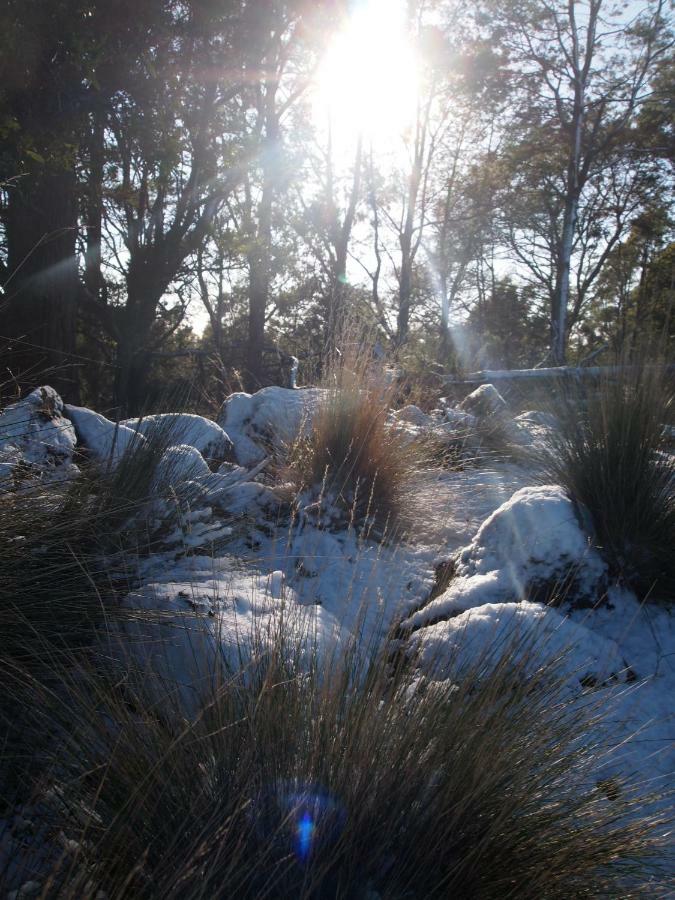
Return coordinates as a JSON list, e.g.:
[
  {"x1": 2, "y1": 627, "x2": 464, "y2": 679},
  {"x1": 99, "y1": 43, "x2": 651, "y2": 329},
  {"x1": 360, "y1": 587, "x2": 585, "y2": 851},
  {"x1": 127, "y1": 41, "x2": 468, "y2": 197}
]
[{"x1": 483, "y1": 0, "x2": 672, "y2": 364}]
